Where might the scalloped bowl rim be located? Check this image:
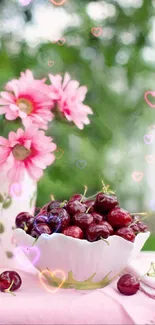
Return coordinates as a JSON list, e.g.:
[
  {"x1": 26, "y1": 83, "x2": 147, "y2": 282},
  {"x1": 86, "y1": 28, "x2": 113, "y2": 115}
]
[{"x1": 14, "y1": 228, "x2": 150, "y2": 248}]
